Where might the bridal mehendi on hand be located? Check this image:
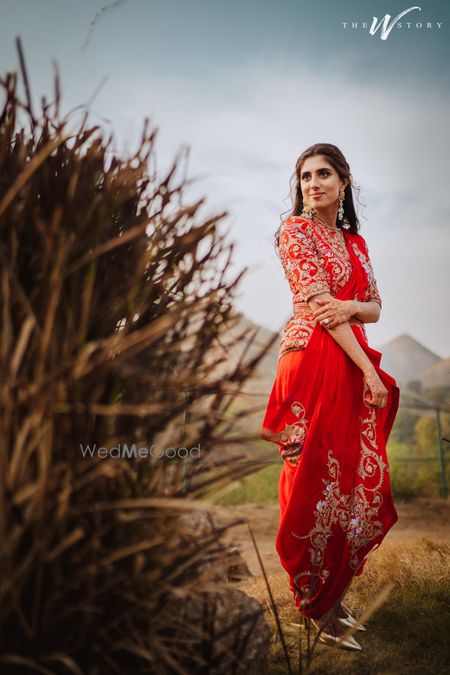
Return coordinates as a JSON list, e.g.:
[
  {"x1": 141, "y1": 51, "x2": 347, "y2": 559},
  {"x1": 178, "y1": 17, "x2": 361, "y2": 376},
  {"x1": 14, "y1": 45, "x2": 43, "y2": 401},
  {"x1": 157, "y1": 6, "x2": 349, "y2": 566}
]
[{"x1": 312, "y1": 297, "x2": 357, "y2": 328}]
